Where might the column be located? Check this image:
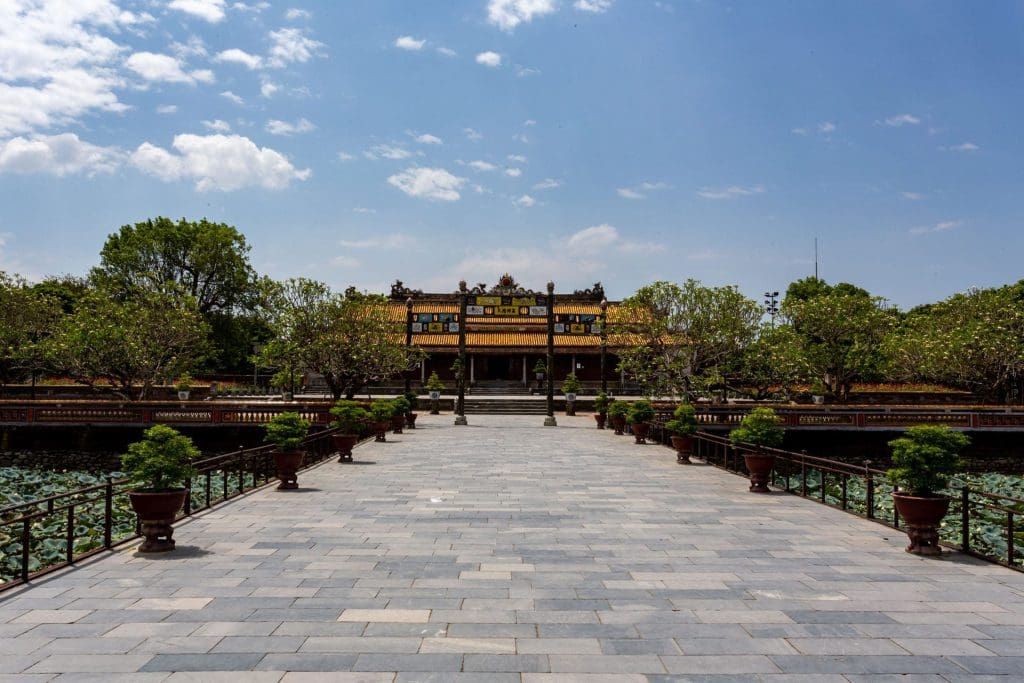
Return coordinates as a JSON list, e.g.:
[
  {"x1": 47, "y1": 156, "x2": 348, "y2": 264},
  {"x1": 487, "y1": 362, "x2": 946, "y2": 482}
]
[
  {"x1": 544, "y1": 281, "x2": 557, "y2": 426},
  {"x1": 522, "y1": 354, "x2": 527, "y2": 386},
  {"x1": 470, "y1": 355, "x2": 475, "y2": 384}
]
